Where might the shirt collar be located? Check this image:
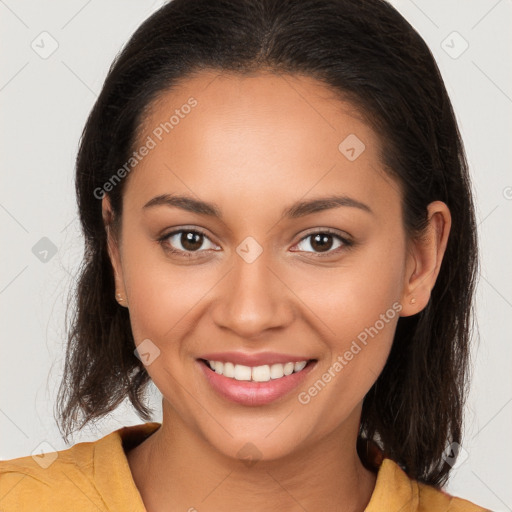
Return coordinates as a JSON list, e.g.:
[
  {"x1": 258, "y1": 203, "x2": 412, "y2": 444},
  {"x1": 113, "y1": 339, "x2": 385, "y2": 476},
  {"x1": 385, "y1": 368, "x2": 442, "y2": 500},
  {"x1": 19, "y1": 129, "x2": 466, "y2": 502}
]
[
  {"x1": 94, "y1": 421, "x2": 162, "y2": 511},
  {"x1": 94, "y1": 422, "x2": 419, "y2": 512}
]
